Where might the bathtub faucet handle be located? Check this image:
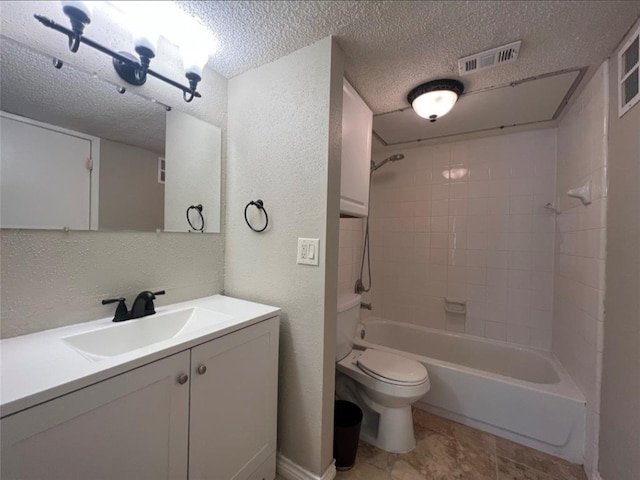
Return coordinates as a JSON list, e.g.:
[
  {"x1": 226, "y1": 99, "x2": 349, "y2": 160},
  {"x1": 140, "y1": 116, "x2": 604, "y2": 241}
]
[{"x1": 360, "y1": 302, "x2": 372, "y2": 310}]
